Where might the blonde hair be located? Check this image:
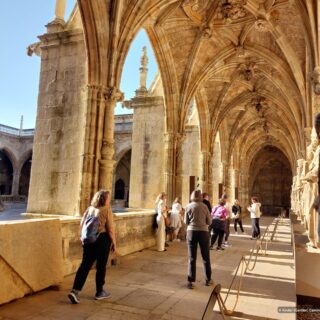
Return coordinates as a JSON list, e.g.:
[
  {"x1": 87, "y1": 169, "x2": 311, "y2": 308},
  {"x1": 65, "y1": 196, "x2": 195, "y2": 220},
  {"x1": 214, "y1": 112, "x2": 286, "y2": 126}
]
[
  {"x1": 91, "y1": 190, "x2": 109, "y2": 208},
  {"x1": 190, "y1": 190, "x2": 202, "y2": 202},
  {"x1": 155, "y1": 192, "x2": 166, "y2": 204}
]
